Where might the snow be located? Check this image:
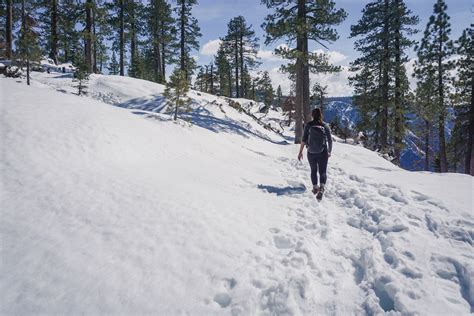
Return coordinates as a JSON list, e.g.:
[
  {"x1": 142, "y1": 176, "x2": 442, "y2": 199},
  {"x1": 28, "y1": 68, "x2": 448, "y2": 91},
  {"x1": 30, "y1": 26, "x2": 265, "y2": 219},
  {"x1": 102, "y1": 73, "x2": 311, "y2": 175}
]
[{"x1": 1, "y1": 73, "x2": 473, "y2": 315}]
